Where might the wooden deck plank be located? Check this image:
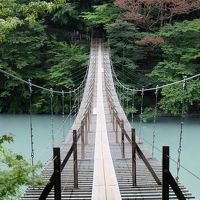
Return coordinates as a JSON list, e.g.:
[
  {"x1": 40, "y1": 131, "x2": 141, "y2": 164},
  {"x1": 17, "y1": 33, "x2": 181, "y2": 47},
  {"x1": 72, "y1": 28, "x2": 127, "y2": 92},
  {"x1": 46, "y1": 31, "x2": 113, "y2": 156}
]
[{"x1": 92, "y1": 40, "x2": 121, "y2": 200}]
